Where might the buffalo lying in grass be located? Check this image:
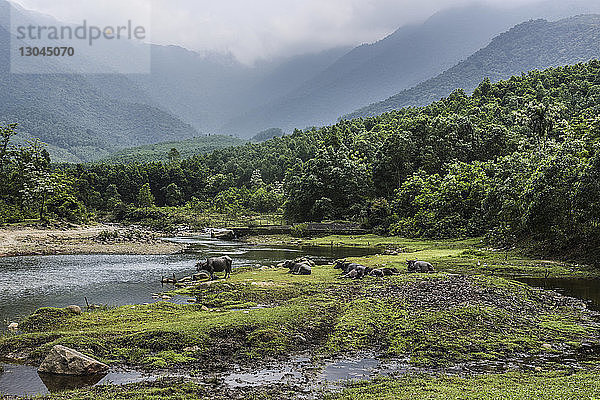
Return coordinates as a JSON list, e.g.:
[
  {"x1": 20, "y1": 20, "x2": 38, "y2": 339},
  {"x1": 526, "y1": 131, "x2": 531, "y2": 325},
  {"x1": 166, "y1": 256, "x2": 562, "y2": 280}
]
[
  {"x1": 407, "y1": 259, "x2": 435, "y2": 273},
  {"x1": 368, "y1": 267, "x2": 400, "y2": 277},
  {"x1": 334, "y1": 259, "x2": 372, "y2": 279},
  {"x1": 281, "y1": 257, "x2": 314, "y2": 275}
]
